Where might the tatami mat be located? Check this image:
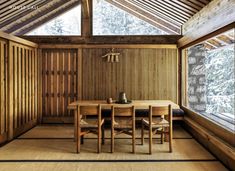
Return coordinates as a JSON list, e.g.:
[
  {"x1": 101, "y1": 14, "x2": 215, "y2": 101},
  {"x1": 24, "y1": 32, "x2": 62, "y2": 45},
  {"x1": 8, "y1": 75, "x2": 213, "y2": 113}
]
[{"x1": 0, "y1": 125, "x2": 228, "y2": 171}]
